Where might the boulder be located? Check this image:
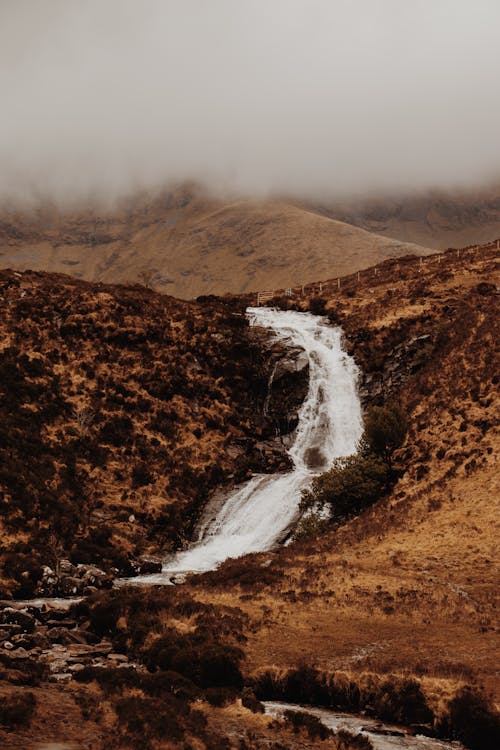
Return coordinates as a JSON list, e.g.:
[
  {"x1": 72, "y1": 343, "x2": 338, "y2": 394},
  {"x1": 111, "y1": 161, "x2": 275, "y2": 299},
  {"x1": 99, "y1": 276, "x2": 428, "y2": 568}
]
[
  {"x1": 82, "y1": 567, "x2": 112, "y2": 588},
  {"x1": 59, "y1": 576, "x2": 84, "y2": 596},
  {"x1": 59, "y1": 559, "x2": 77, "y2": 576}
]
